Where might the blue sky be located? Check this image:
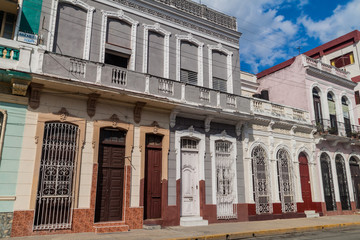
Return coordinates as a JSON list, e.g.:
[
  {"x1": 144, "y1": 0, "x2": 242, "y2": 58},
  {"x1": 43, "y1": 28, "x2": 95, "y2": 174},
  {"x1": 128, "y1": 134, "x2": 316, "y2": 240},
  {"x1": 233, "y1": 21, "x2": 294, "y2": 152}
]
[{"x1": 200, "y1": 0, "x2": 360, "y2": 74}]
